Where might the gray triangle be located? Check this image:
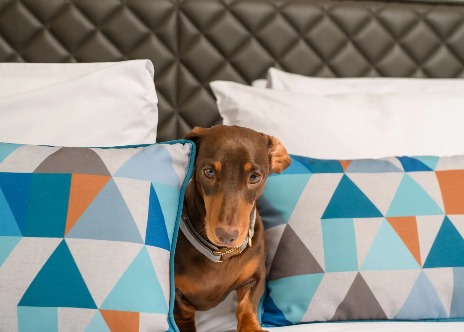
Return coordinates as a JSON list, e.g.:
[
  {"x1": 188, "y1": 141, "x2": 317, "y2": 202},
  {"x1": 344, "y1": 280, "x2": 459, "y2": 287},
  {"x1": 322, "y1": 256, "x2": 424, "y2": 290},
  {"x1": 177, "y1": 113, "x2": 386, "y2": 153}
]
[
  {"x1": 331, "y1": 273, "x2": 387, "y2": 321},
  {"x1": 268, "y1": 225, "x2": 323, "y2": 281},
  {"x1": 34, "y1": 148, "x2": 110, "y2": 176}
]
